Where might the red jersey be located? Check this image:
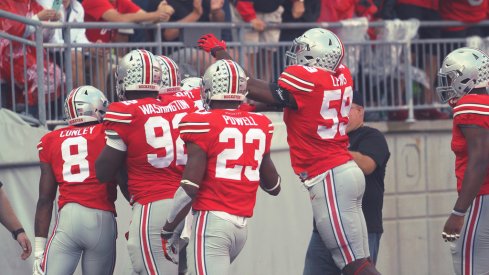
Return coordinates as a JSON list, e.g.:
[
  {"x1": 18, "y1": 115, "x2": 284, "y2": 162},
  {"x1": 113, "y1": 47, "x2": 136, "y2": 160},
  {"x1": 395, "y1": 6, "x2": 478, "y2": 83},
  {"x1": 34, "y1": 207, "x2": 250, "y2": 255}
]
[
  {"x1": 278, "y1": 64, "x2": 354, "y2": 179},
  {"x1": 103, "y1": 96, "x2": 197, "y2": 204},
  {"x1": 179, "y1": 109, "x2": 274, "y2": 217},
  {"x1": 37, "y1": 124, "x2": 117, "y2": 213},
  {"x1": 451, "y1": 94, "x2": 489, "y2": 196},
  {"x1": 440, "y1": 0, "x2": 488, "y2": 31},
  {"x1": 173, "y1": 87, "x2": 204, "y2": 111},
  {"x1": 82, "y1": 0, "x2": 141, "y2": 42}
]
